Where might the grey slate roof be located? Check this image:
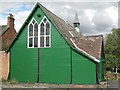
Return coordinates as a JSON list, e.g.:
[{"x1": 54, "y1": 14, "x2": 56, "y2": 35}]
[
  {"x1": 40, "y1": 3, "x2": 103, "y2": 60},
  {"x1": 71, "y1": 35, "x2": 103, "y2": 59},
  {"x1": 0, "y1": 25, "x2": 9, "y2": 36},
  {"x1": 40, "y1": 3, "x2": 80, "y2": 46}
]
